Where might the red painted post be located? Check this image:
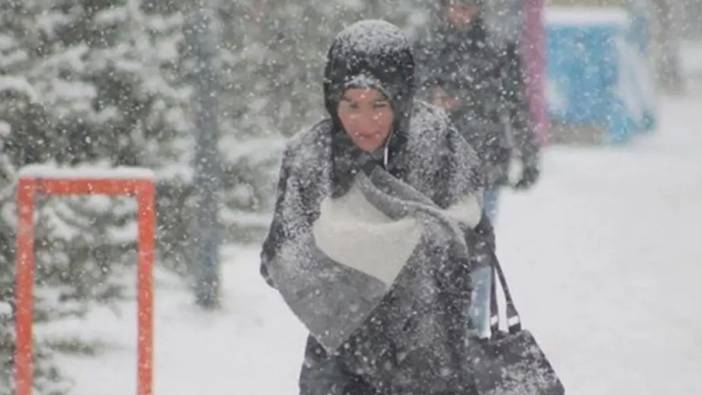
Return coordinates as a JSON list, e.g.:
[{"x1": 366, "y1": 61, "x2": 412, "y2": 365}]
[
  {"x1": 523, "y1": 0, "x2": 549, "y2": 144},
  {"x1": 13, "y1": 170, "x2": 155, "y2": 395},
  {"x1": 14, "y1": 179, "x2": 36, "y2": 395},
  {"x1": 136, "y1": 181, "x2": 155, "y2": 395}
]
